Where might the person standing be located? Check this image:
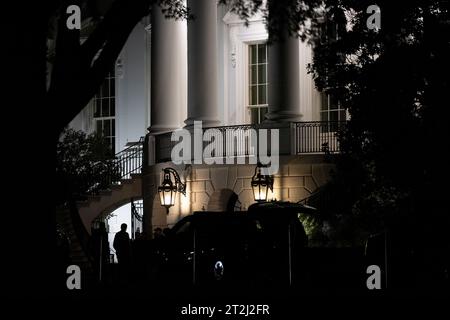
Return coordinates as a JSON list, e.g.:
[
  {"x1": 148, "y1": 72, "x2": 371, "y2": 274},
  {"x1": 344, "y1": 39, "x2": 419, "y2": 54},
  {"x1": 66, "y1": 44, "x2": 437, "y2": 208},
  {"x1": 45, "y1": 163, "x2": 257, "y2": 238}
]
[{"x1": 113, "y1": 223, "x2": 131, "y2": 284}]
